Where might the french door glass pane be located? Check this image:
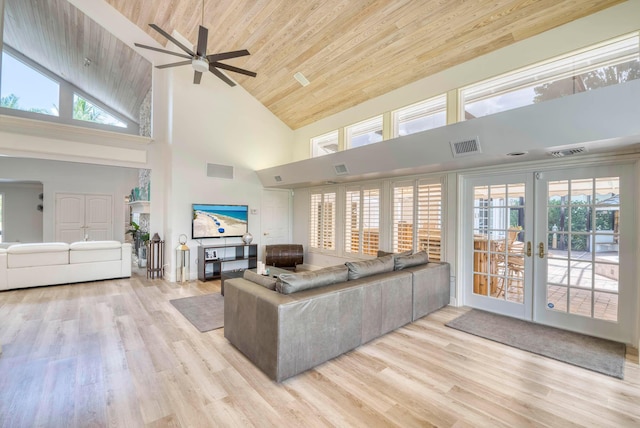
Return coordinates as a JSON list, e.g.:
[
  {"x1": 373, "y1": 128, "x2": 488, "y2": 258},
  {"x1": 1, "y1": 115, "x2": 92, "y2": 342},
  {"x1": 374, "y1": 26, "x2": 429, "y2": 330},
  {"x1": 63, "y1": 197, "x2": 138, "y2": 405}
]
[
  {"x1": 545, "y1": 177, "x2": 620, "y2": 321},
  {"x1": 473, "y1": 183, "x2": 526, "y2": 302}
]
